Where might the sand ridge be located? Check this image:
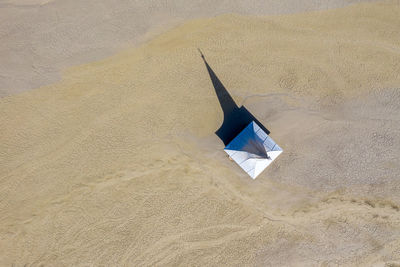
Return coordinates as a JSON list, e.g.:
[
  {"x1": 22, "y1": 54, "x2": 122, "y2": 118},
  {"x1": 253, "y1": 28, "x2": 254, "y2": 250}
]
[{"x1": 1, "y1": 1, "x2": 400, "y2": 266}]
